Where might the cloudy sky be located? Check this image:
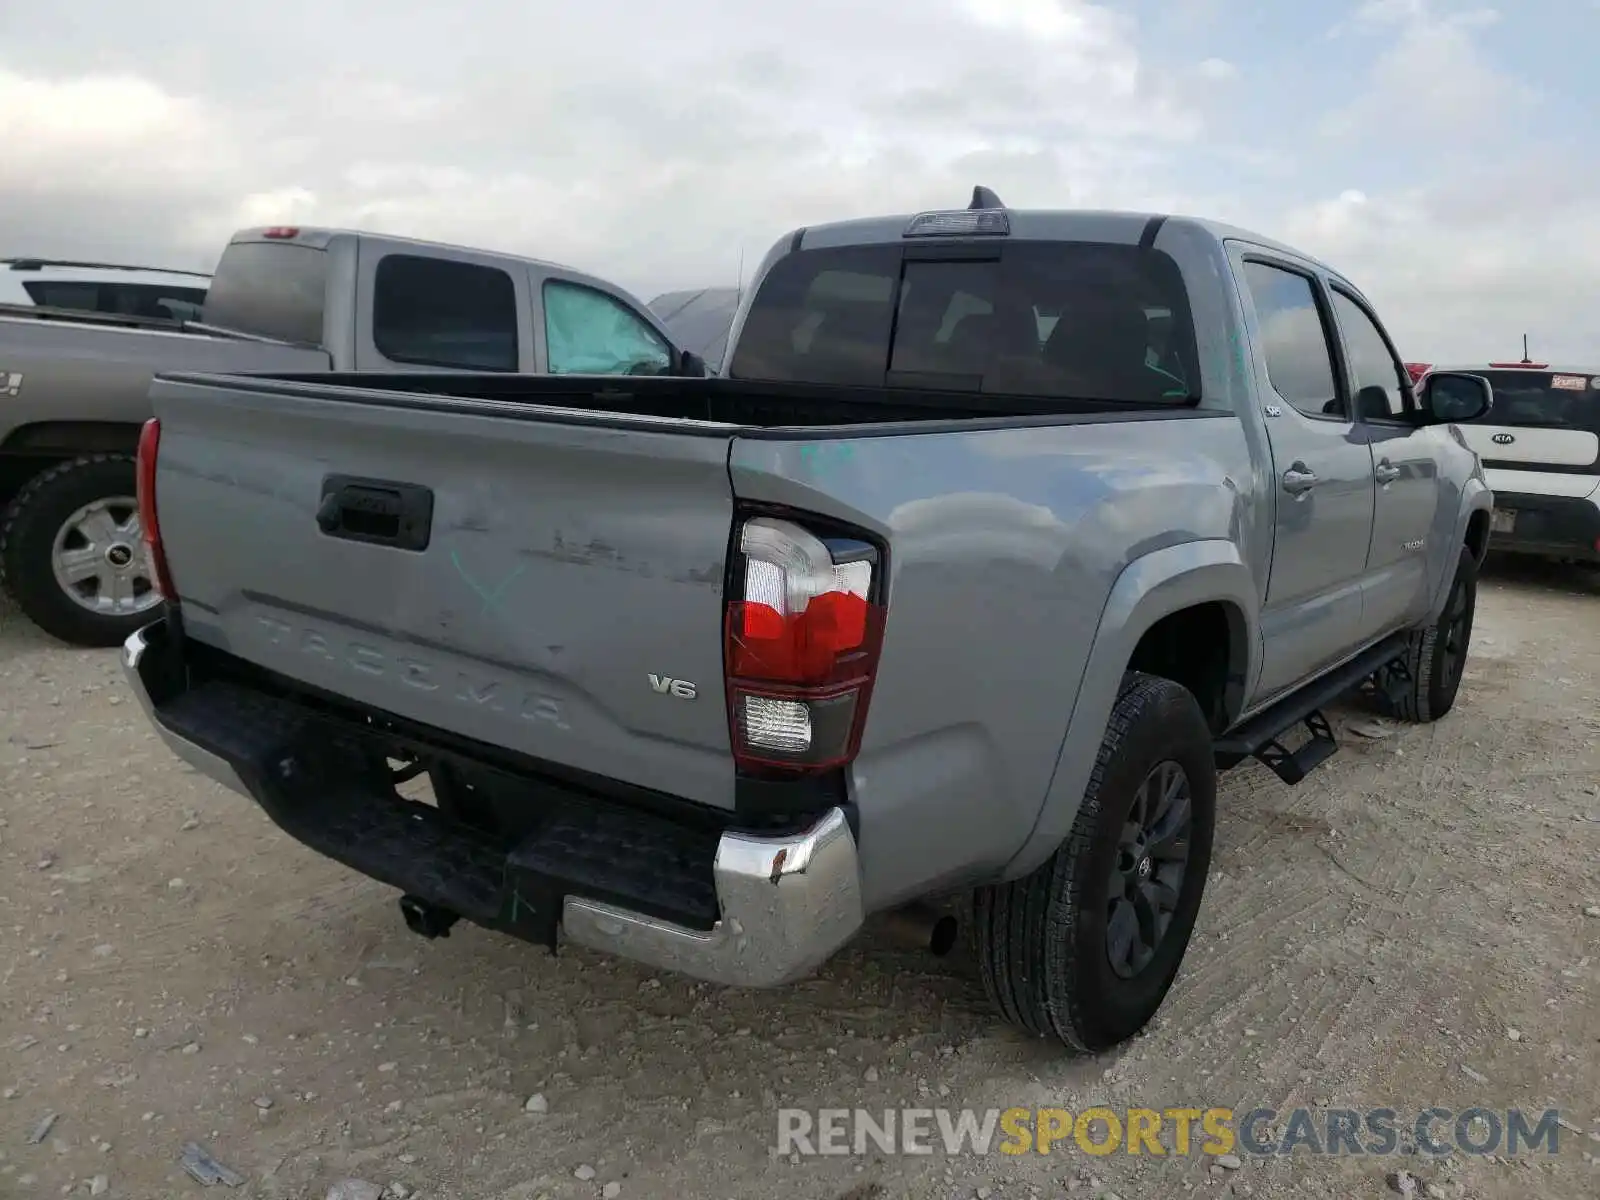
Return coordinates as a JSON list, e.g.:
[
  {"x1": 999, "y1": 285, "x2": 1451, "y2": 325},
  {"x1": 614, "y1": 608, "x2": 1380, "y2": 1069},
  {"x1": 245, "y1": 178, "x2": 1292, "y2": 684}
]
[{"x1": 2, "y1": 0, "x2": 1595, "y2": 363}]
